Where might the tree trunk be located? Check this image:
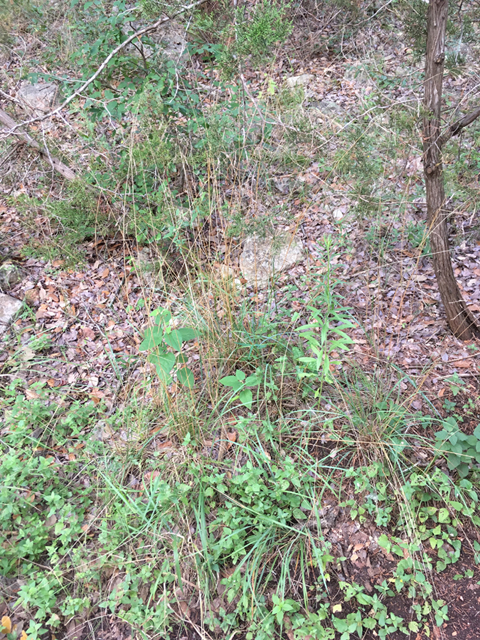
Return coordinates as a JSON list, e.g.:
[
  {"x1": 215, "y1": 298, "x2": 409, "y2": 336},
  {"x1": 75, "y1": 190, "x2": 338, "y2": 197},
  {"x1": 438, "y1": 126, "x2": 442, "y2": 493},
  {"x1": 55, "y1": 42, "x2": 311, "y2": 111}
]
[{"x1": 423, "y1": 0, "x2": 480, "y2": 340}]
